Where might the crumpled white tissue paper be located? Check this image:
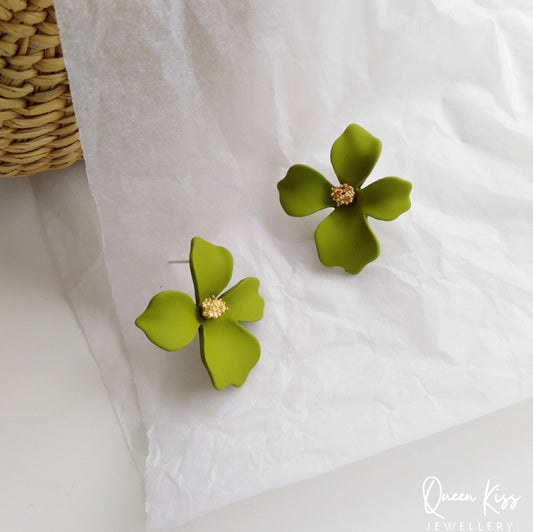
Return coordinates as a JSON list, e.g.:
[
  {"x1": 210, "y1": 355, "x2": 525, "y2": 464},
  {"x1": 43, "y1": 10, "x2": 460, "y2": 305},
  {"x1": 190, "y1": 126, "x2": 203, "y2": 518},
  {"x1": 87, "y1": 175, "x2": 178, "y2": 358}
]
[{"x1": 37, "y1": 0, "x2": 533, "y2": 529}]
